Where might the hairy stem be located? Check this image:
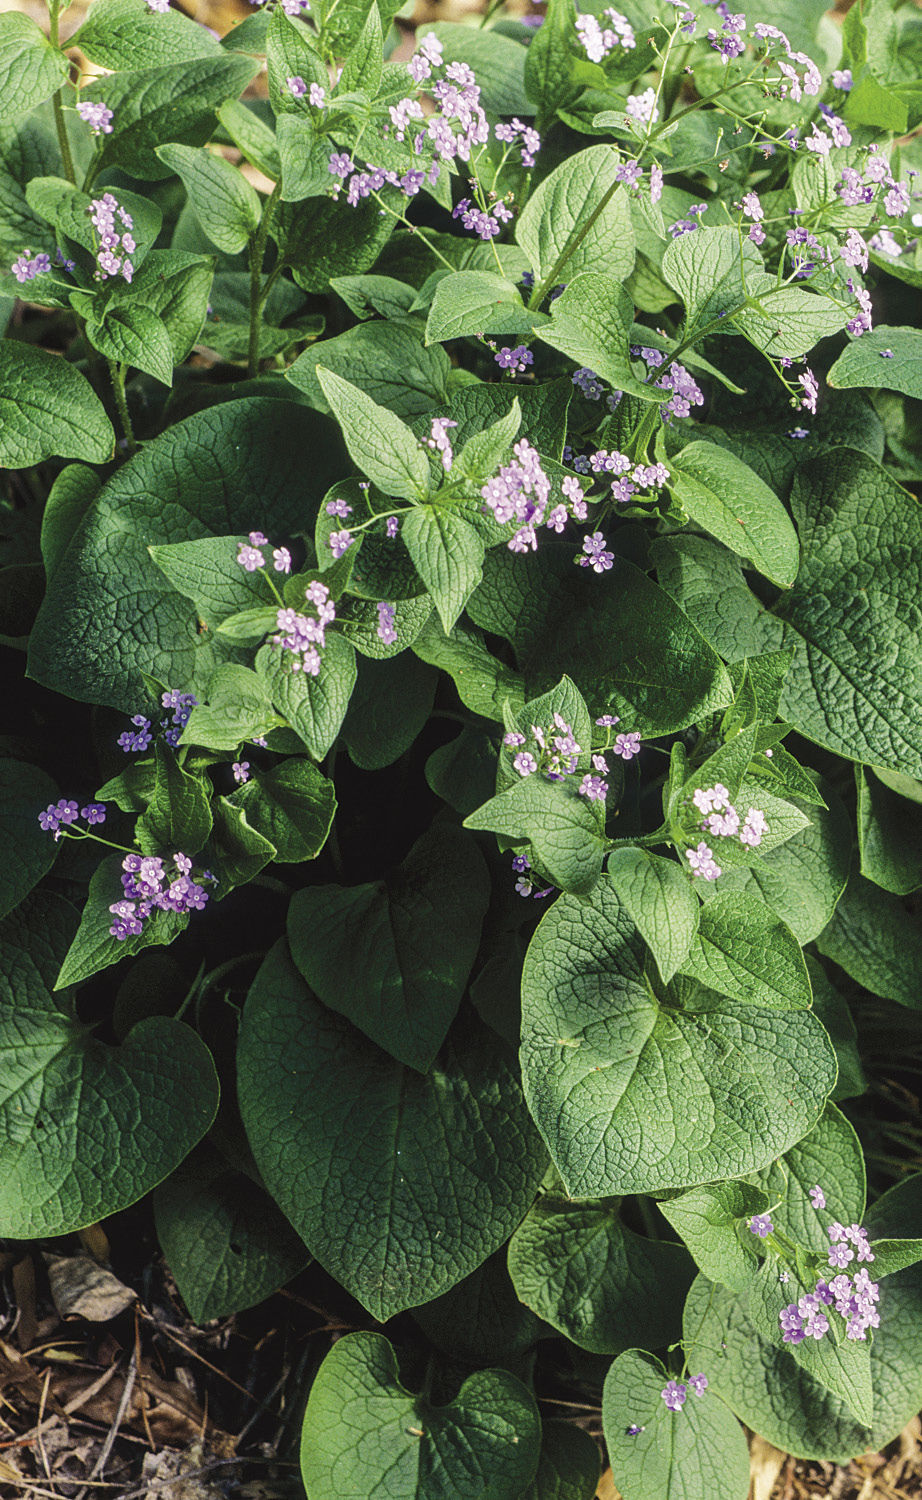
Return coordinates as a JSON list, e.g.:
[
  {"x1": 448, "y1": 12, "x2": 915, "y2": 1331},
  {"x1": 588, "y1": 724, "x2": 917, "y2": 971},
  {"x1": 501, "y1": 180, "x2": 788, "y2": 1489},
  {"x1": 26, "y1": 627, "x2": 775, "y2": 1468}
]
[
  {"x1": 48, "y1": 0, "x2": 77, "y2": 185},
  {"x1": 107, "y1": 358, "x2": 137, "y2": 454}
]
